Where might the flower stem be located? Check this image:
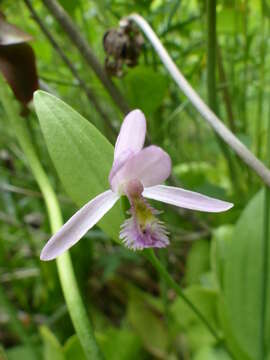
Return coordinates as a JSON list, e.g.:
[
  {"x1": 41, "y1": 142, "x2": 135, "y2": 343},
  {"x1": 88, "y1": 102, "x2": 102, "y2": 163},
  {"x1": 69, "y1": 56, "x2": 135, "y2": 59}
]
[
  {"x1": 0, "y1": 80, "x2": 104, "y2": 360},
  {"x1": 143, "y1": 249, "x2": 218, "y2": 340},
  {"x1": 144, "y1": 249, "x2": 236, "y2": 358}
]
